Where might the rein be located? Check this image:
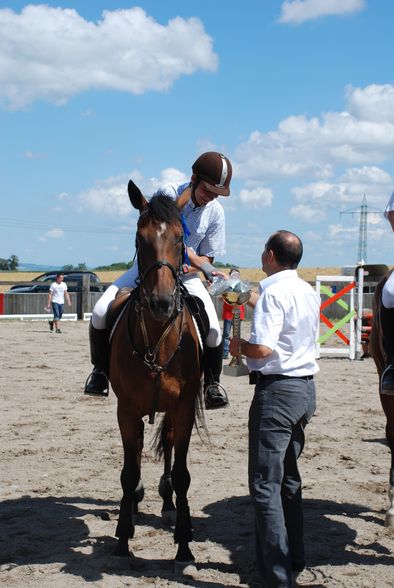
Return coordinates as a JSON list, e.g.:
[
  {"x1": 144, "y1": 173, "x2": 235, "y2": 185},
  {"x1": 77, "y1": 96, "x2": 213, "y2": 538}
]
[
  {"x1": 127, "y1": 299, "x2": 185, "y2": 424},
  {"x1": 130, "y1": 227, "x2": 186, "y2": 423}
]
